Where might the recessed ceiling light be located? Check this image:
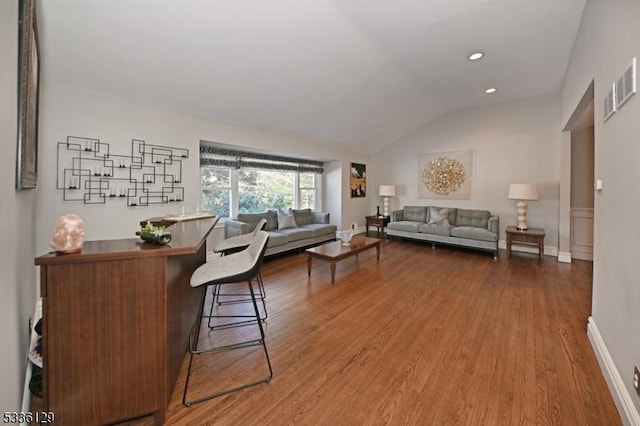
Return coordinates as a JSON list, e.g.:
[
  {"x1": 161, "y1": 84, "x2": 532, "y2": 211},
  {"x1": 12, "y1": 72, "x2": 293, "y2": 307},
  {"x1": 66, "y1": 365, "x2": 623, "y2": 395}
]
[
  {"x1": 468, "y1": 52, "x2": 484, "y2": 61},
  {"x1": 485, "y1": 87, "x2": 497, "y2": 94}
]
